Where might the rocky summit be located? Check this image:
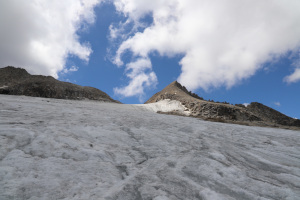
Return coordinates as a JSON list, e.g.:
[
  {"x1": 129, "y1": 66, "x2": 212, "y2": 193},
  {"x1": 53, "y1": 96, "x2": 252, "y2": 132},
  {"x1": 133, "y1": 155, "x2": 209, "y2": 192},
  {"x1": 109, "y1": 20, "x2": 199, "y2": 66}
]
[
  {"x1": 0, "y1": 66, "x2": 119, "y2": 103},
  {"x1": 146, "y1": 81, "x2": 300, "y2": 129}
]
